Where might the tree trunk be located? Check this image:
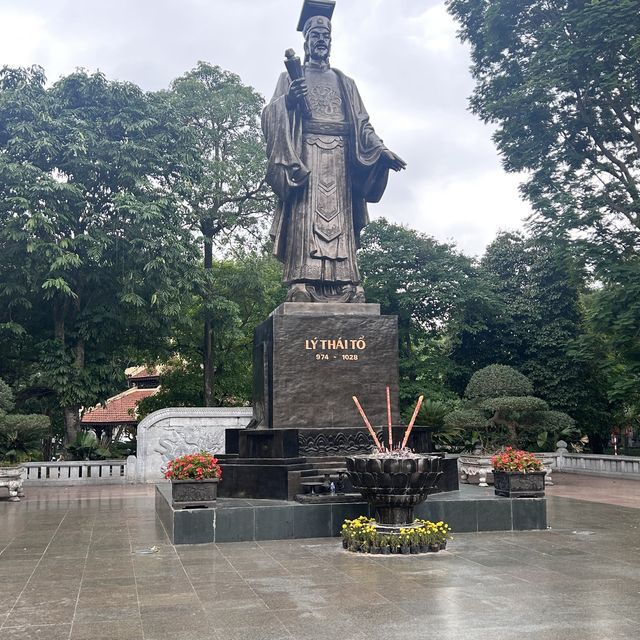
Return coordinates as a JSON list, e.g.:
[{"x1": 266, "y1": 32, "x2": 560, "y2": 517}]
[
  {"x1": 64, "y1": 406, "x2": 81, "y2": 445},
  {"x1": 588, "y1": 433, "x2": 606, "y2": 454},
  {"x1": 54, "y1": 299, "x2": 85, "y2": 445},
  {"x1": 203, "y1": 235, "x2": 215, "y2": 407}
]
